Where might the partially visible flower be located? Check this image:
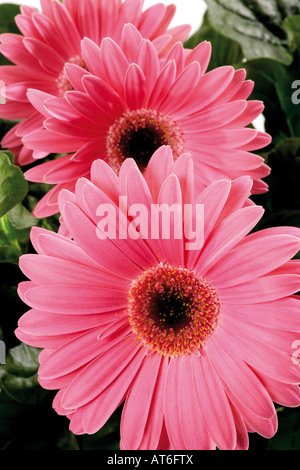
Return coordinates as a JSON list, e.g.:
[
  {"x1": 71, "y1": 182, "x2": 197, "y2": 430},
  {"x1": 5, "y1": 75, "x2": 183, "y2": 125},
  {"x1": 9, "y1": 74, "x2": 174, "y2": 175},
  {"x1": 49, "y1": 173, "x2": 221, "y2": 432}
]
[
  {"x1": 23, "y1": 24, "x2": 271, "y2": 218},
  {"x1": 0, "y1": 0, "x2": 190, "y2": 165},
  {"x1": 16, "y1": 146, "x2": 300, "y2": 450}
]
